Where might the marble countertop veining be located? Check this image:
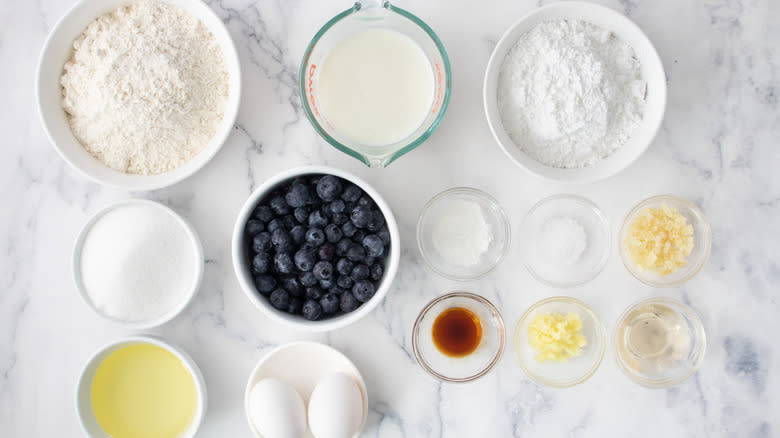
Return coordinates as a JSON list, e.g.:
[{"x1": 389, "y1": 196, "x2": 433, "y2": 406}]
[{"x1": 1, "y1": 0, "x2": 778, "y2": 436}]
